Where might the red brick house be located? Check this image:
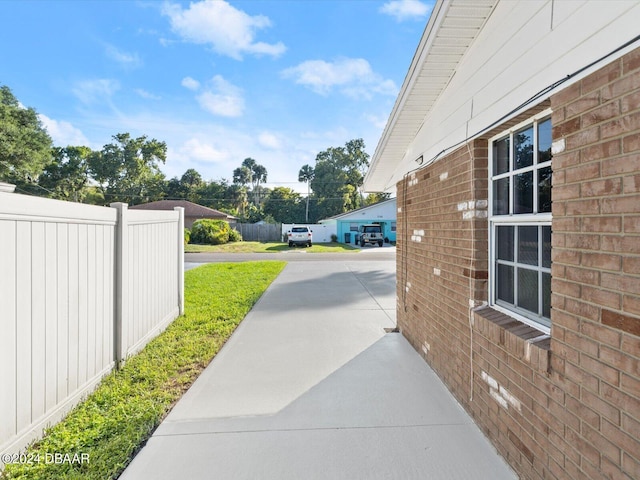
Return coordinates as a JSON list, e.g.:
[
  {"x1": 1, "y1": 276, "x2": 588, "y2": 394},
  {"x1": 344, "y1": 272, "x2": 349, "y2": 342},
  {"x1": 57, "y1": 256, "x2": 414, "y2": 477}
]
[{"x1": 364, "y1": 1, "x2": 640, "y2": 478}]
